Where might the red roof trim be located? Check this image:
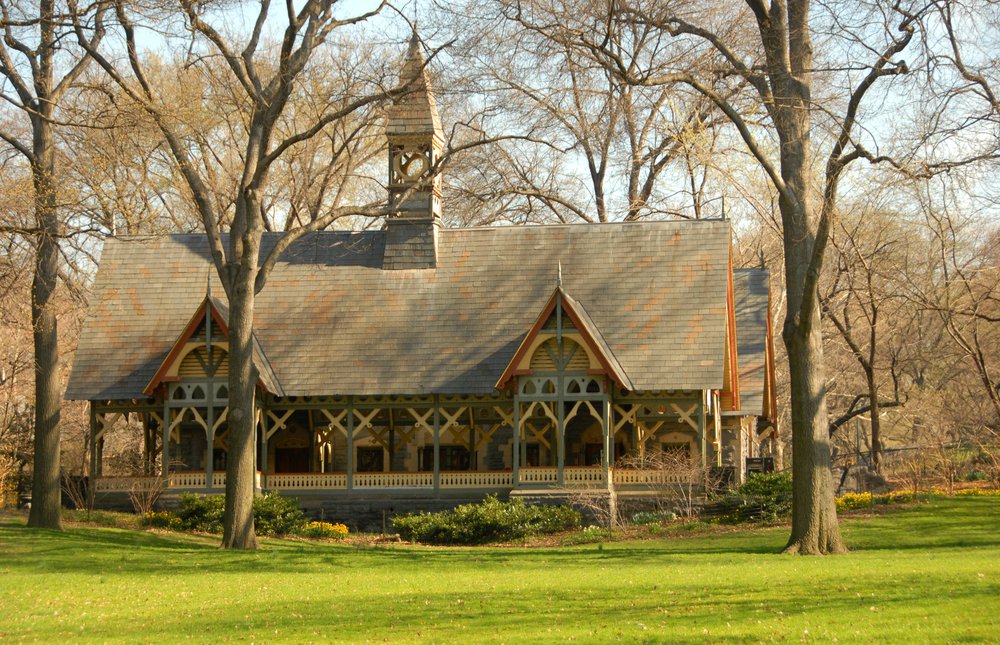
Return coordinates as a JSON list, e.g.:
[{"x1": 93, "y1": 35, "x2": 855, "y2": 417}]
[
  {"x1": 725, "y1": 243, "x2": 741, "y2": 412},
  {"x1": 494, "y1": 293, "x2": 559, "y2": 391},
  {"x1": 495, "y1": 287, "x2": 628, "y2": 391},
  {"x1": 142, "y1": 297, "x2": 229, "y2": 396}
]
